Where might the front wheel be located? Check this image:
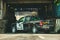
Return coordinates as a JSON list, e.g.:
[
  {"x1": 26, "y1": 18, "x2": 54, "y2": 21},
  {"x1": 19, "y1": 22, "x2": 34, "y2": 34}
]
[{"x1": 12, "y1": 27, "x2": 16, "y2": 33}]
